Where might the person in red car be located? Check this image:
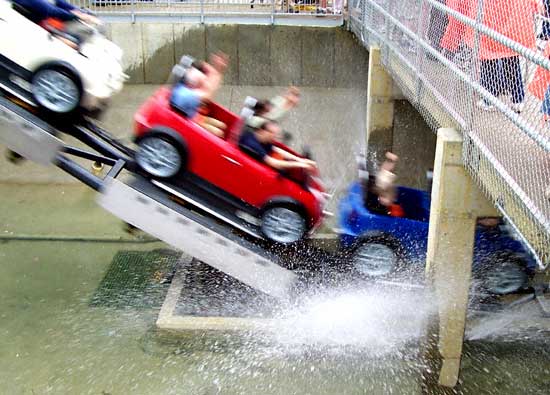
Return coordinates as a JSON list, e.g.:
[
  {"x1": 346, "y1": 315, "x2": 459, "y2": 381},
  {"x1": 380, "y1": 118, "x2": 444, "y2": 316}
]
[
  {"x1": 170, "y1": 53, "x2": 228, "y2": 119},
  {"x1": 246, "y1": 86, "x2": 301, "y2": 129},
  {"x1": 239, "y1": 120, "x2": 317, "y2": 172}
]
